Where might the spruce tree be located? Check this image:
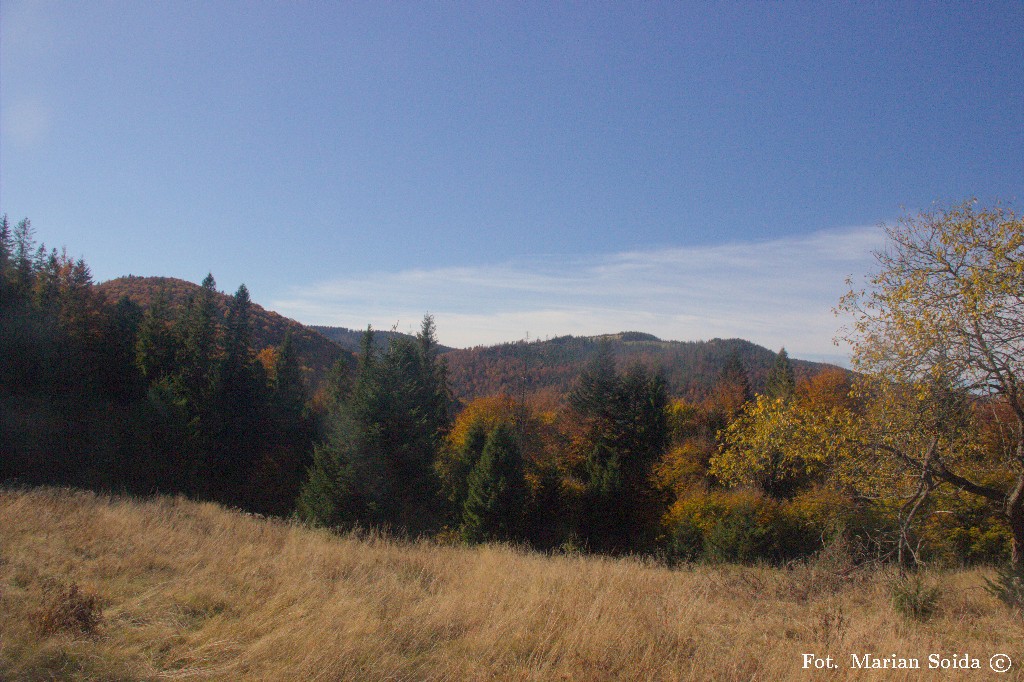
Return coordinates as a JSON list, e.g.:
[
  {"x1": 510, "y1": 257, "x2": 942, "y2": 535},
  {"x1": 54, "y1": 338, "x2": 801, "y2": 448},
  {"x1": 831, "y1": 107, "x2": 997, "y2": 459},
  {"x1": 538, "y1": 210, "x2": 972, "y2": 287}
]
[
  {"x1": 214, "y1": 283, "x2": 268, "y2": 503},
  {"x1": 298, "y1": 317, "x2": 452, "y2": 534},
  {"x1": 135, "y1": 285, "x2": 178, "y2": 383},
  {"x1": 717, "y1": 350, "x2": 752, "y2": 412},
  {"x1": 172, "y1": 273, "x2": 221, "y2": 496},
  {"x1": 299, "y1": 326, "x2": 384, "y2": 527},
  {"x1": 271, "y1": 330, "x2": 306, "y2": 419},
  {"x1": 570, "y1": 350, "x2": 670, "y2": 554},
  {"x1": 764, "y1": 347, "x2": 796, "y2": 400},
  {"x1": 103, "y1": 296, "x2": 145, "y2": 403},
  {"x1": 296, "y1": 406, "x2": 367, "y2": 527},
  {"x1": 11, "y1": 218, "x2": 35, "y2": 292},
  {"x1": 256, "y1": 329, "x2": 315, "y2": 515},
  {"x1": 175, "y1": 273, "x2": 220, "y2": 411},
  {"x1": 0, "y1": 215, "x2": 11, "y2": 282},
  {"x1": 445, "y1": 420, "x2": 489, "y2": 521},
  {"x1": 461, "y1": 424, "x2": 527, "y2": 543}
]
